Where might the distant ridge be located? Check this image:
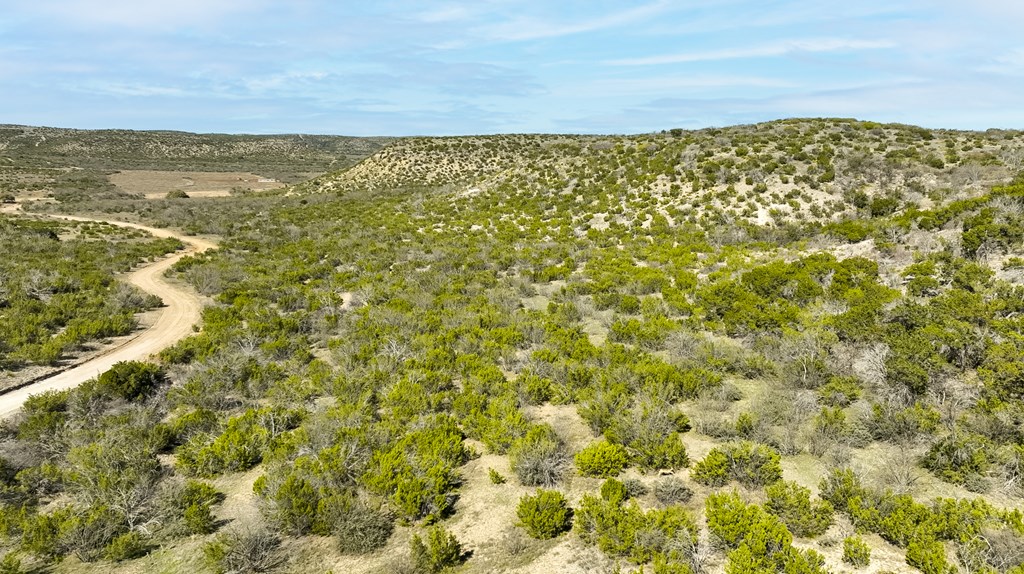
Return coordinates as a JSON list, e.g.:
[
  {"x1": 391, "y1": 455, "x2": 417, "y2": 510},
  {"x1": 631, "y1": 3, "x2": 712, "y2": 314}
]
[{"x1": 0, "y1": 124, "x2": 393, "y2": 179}]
